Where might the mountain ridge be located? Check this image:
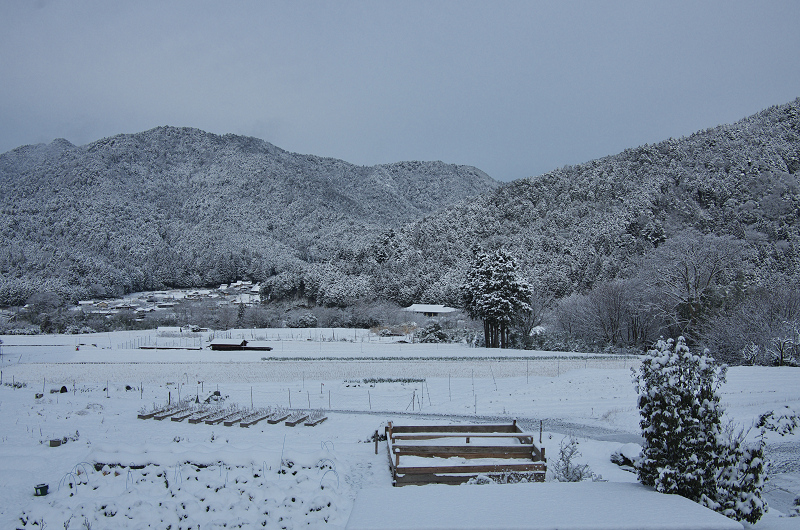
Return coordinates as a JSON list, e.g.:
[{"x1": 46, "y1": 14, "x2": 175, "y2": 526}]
[{"x1": 0, "y1": 126, "x2": 498, "y2": 304}]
